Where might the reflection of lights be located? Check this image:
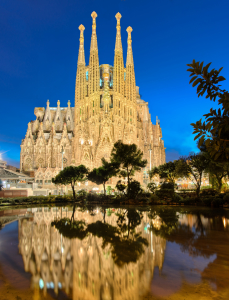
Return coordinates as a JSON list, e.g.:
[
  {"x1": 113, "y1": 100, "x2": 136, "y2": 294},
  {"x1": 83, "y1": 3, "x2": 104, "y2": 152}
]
[
  {"x1": 80, "y1": 139, "x2": 84, "y2": 145},
  {"x1": 58, "y1": 282, "x2": 62, "y2": 288},
  {"x1": 39, "y1": 278, "x2": 44, "y2": 289},
  {"x1": 78, "y1": 247, "x2": 84, "y2": 256},
  {"x1": 61, "y1": 246, "x2": 64, "y2": 253},
  {"x1": 97, "y1": 208, "x2": 99, "y2": 214},
  {"x1": 50, "y1": 282, "x2": 54, "y2": 289},
  {"x1": 88, "y1": 246, "x2": 93, "y2": 255},
  {"x1": 93, "y1": 187, "x2": 99, "y2": 190},
  {"x1": 223, "y1": 218, "x2": 226, "y2": 228}
]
